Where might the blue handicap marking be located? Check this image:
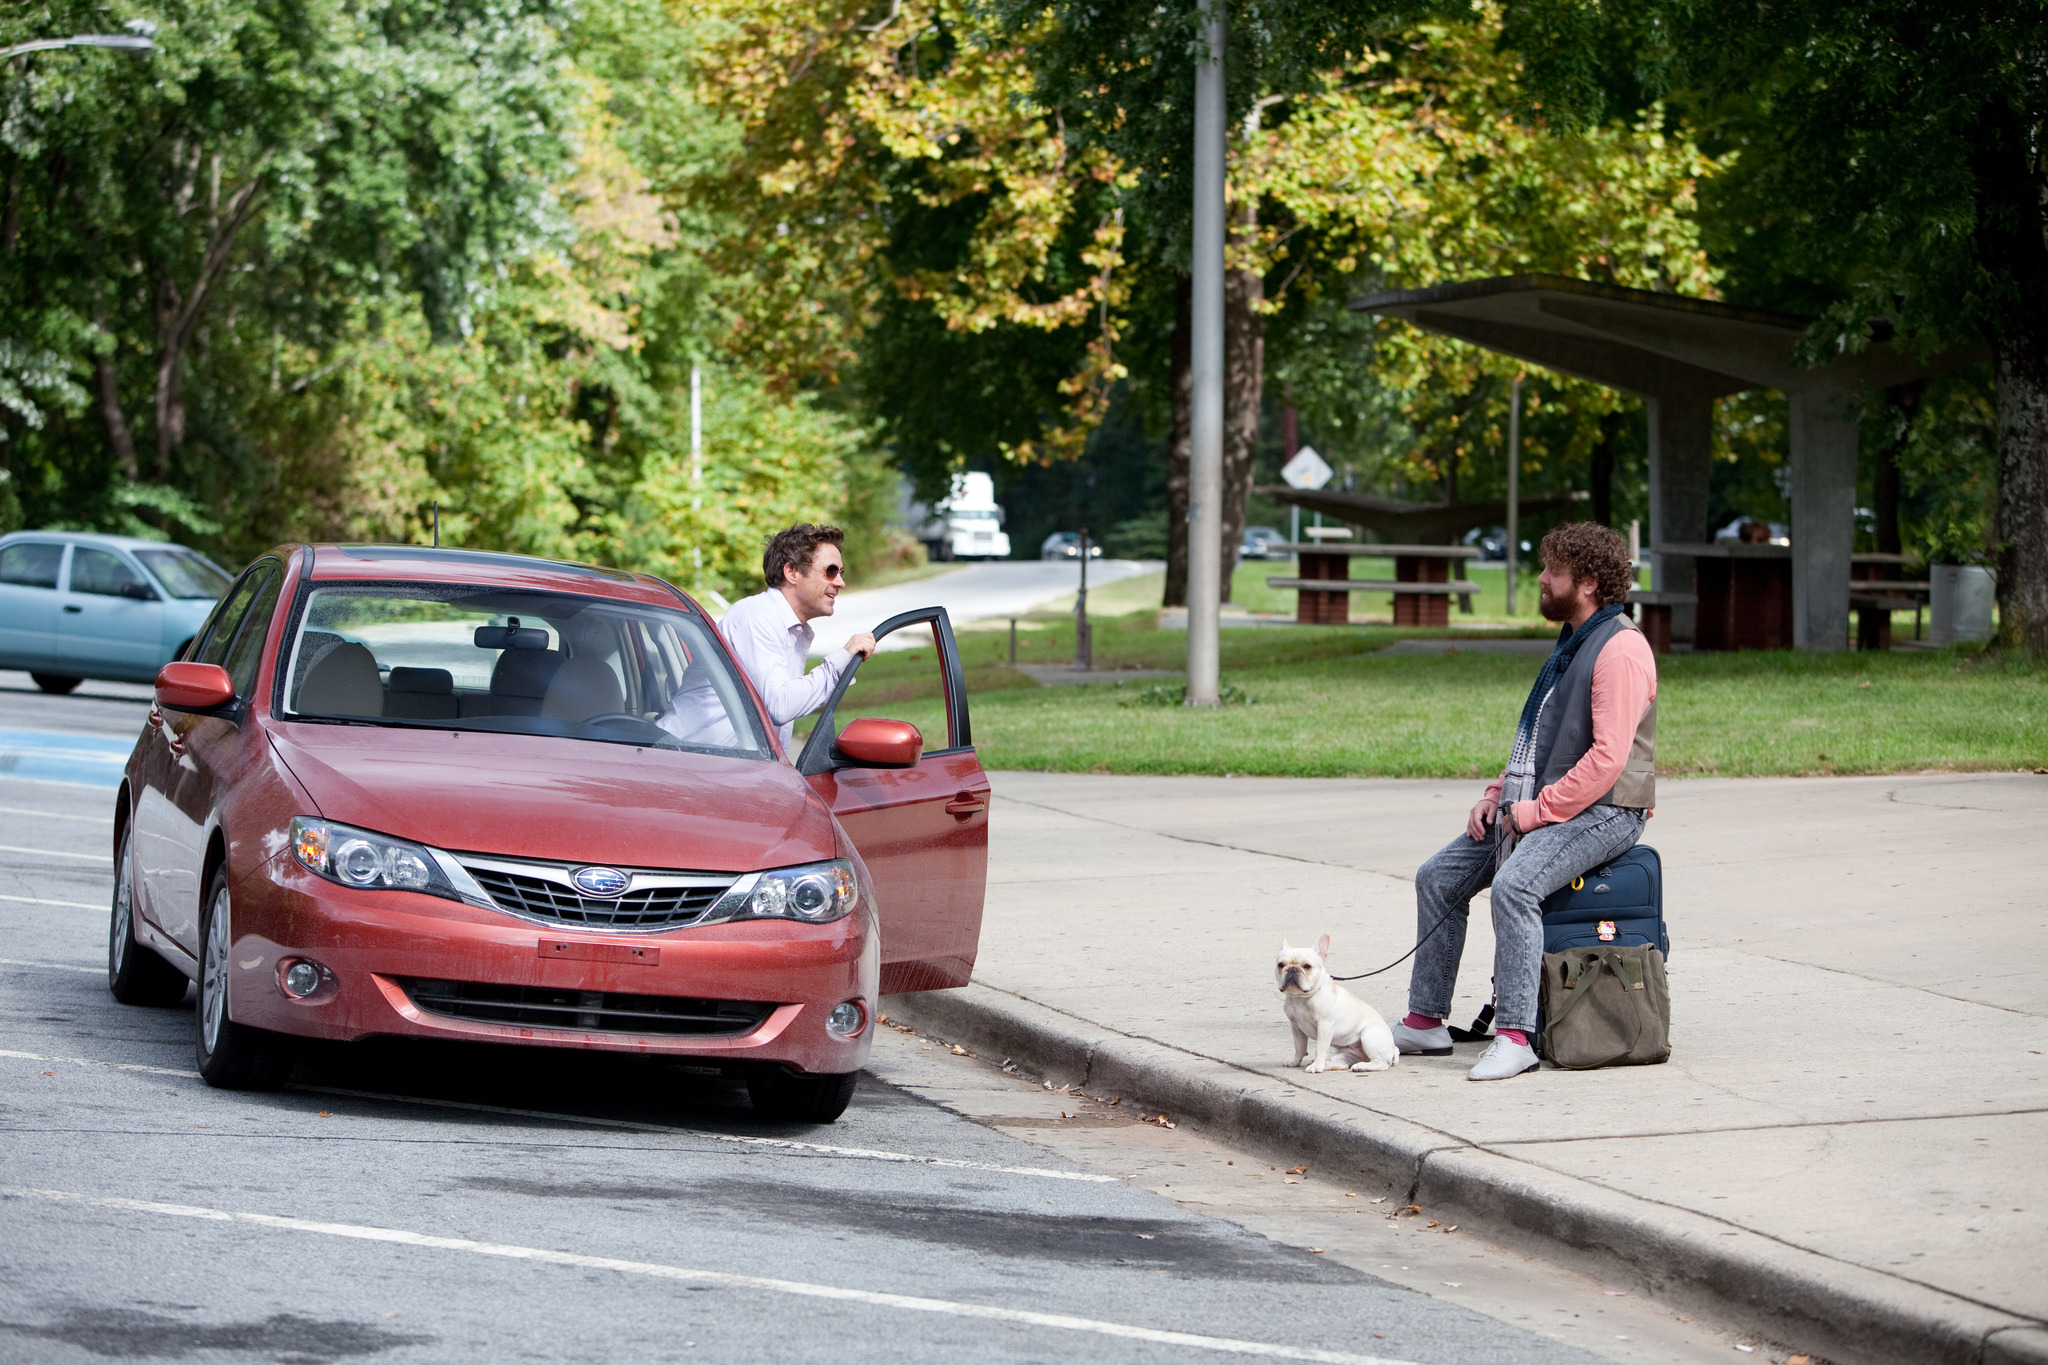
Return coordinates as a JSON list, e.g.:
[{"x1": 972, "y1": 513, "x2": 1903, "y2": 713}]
[{"x1": 0, "y1": 729, "x2": 136, "y2": 788}]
